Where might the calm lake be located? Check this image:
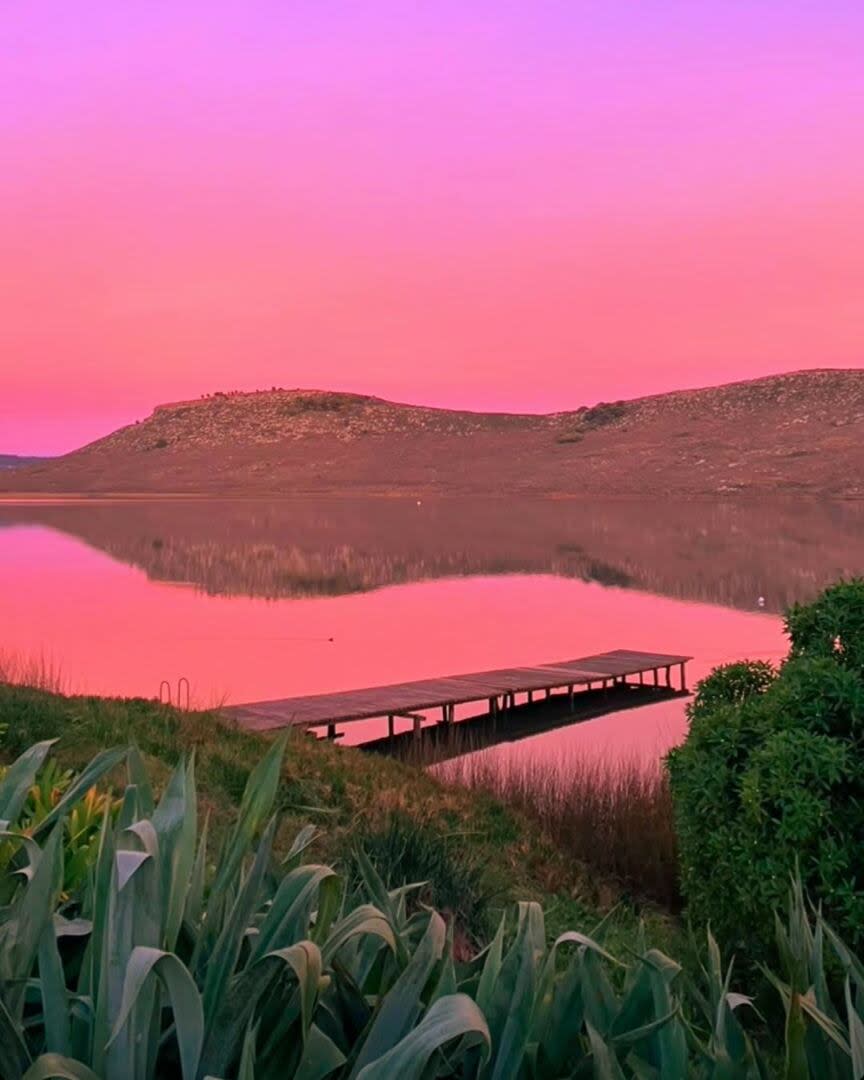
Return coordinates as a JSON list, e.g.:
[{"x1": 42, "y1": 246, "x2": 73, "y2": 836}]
[{"x1": 2, "y1": 497, "x2": 863, "y2": 766}]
